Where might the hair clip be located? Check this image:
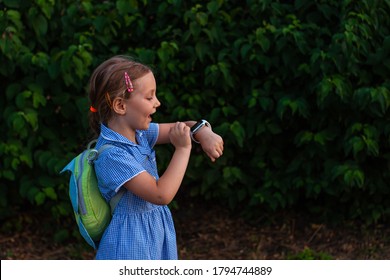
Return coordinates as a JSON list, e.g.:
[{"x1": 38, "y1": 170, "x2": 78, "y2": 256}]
[
  {"x1": 105, "y1": 92, "x2": 113, "y2": 108},
  {"x1": 124, "y1": 72, "x2": 134, "y2": 93},
  {"x1": 90, "y1": 105, "x2": 98, "y2": 113}
]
